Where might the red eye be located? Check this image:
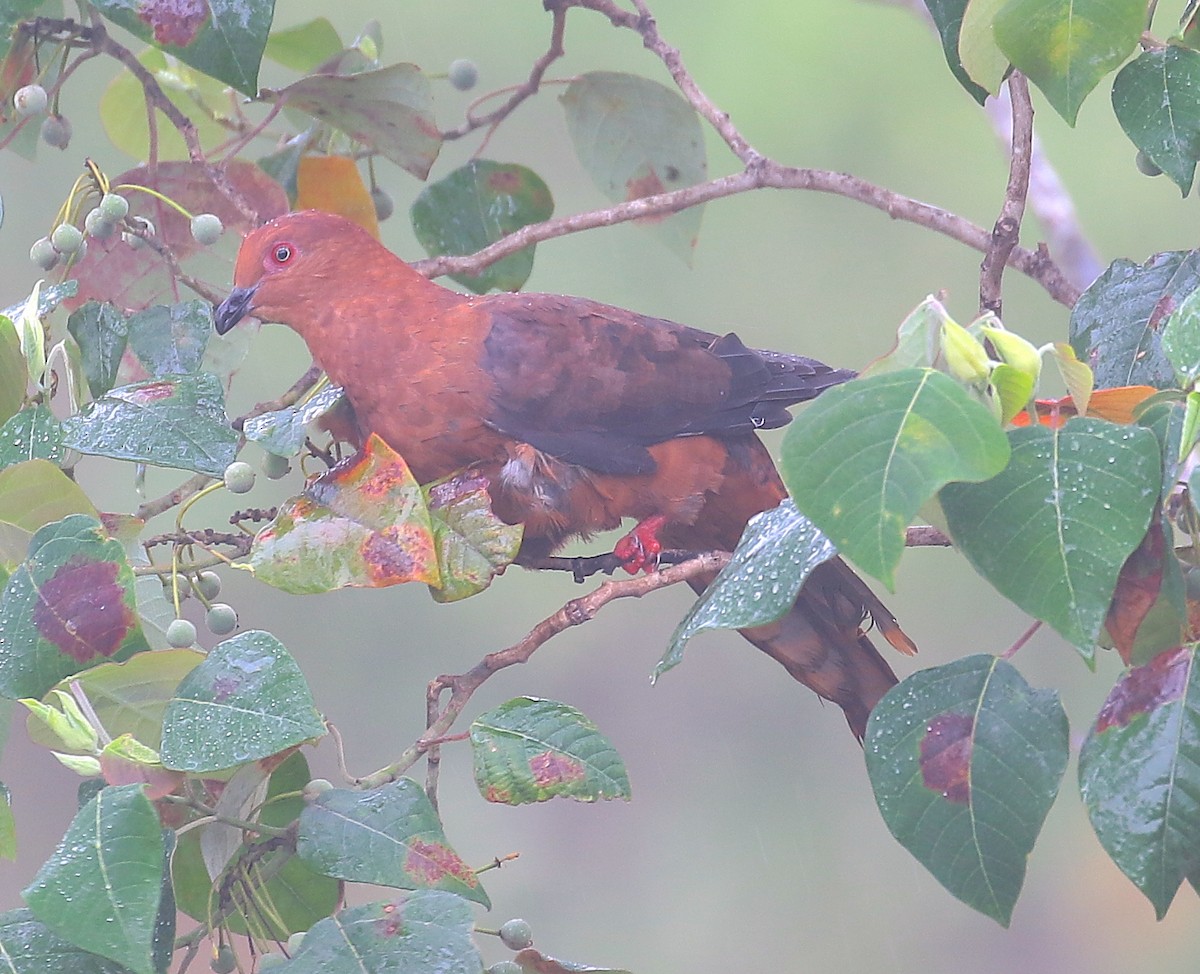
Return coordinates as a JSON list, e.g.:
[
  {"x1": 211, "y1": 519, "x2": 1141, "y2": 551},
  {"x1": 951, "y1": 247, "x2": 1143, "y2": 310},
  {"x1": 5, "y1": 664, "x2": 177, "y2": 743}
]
[{"x1": 268, "y1": 242, "x2": 294, "y2": 266}]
